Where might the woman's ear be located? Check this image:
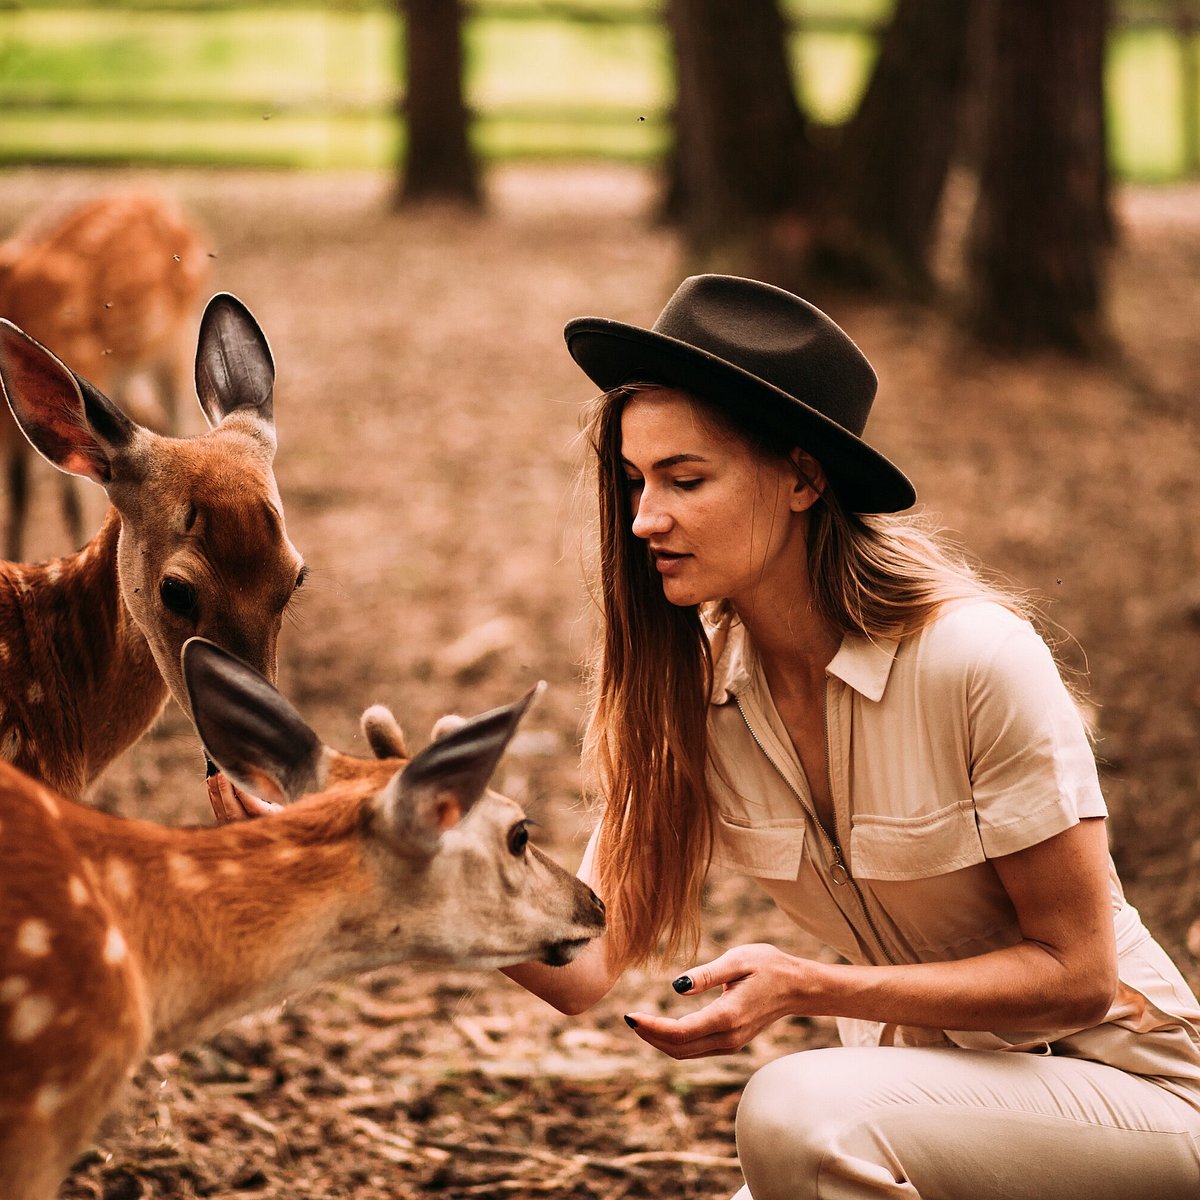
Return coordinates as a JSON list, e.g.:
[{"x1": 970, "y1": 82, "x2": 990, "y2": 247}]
[{"x1": 788, "y1": 449, "x2": 827, "y2": 513}]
